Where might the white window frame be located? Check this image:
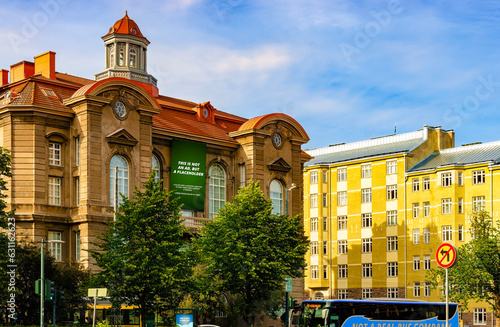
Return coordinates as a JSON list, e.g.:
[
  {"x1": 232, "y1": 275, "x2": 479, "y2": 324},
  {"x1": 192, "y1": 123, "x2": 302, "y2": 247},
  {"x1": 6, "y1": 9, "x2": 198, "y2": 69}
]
[
  {"x1": 338, "y1": 240, "x2": 348, "y2": 255},
  {"x1": 423, "y1": 228, "x2": 431, "y2": 244},
  {"x1": 310, "y1": 193, "x2": 318, "y2": 208},
  {"x1": 75, "y1": 136, "x2": 80, "y2": 167},
  {"x1": 424, "y1": 255, "x2": 431, "y2": 270},
  {"x1": 310, "y1": 242, "x2": 318, "y2": 256},
  {"x1": 474, "y1": 308, "x2": 487, "y2": 325},
  {"x1": 338, "y1": 216, "x2": 348, "y2": 230},
  {"x1": 323, "y1": 217, "x2": 328, "y2": 231},
  {"x1": 473, "y1": 170, "x2": 486, "y2": 185},
  {"x1": 75, "y1": 177, "x2": 80, "y2": 206},
  {"x1": 337, "y1": 191, "x2": 347, "y2": 206},
  {"x1": 152, "y1": 155, "x2": 161, "y2": 183},
  {"x1": 49, "y1": 142, "x2": 61, "y2": 166},
  {"x1": 362, "y1": 288, "x2": 373, "y2": 299},
  {"x1": 386, "y1": 160, "x2": 397, "y2": 175},
  {"x1": 413, "y1": 255, "x2": 420, "y2": 270},
  {"x1": 441, "y1": 198, "x2": 452, "y2": 214},
  {"x1": 387, "y1": 262, "x2": 398, "y2": 277},
  {"x1": 441, "y1": 172, "x2": 452, "y2": 187},
  {"x1": 49, "y1": 177, "x2": 61, "y2": 205},
  {"x1": 387, "y1": 210, "x2": 397, "y2": 226},
  {"x1": 442, "y1": 225, "x2": 452, "y2": 242},
  {"x1": 362, "y1": 263, "x2": 372, "y2": 278},
  {"x1": 458, "y1": 197, "x2": 464, "y2": 214},
  {"x1": 423, "y1": 177, "x2": 430, "y2": 190},
  {"x1": 338, "y1": 289, "x2": 348, "y2": 299},
  {"x1": 337, "y1": 167, "x2": 347, "y2": 182},
  {"x1": 458, "y1": 172, "x2": 463, "y2": 186},
  {"x1": 412, "y1": 203, "x2": 420, "y2": 218},
  {"x1": 322, "y1": 193, "x2": 327, "y2": 207},
  {"x1": 413, "y1": 229, "x2": 420, "y2": 244},
  {"x1": 338, "y1": 265, "x2": 348, "y2": 279},
  {"x1": 48, "y1": 231, "x2": 62, "y2": 261},
  {"x1": 388, "y1": 287, "x2": 398, "y2": 298},
  {"x1": 323, "y1": 265, "x2": 328, "y2": 279},
  {"x1": 310, "y1": 265, "x2": 319, "y2": 279},
  {"x1": 362, "y1": 238, "x2": 372, "y2": 253},
  {"x1": 387, "y1": 236, "x2": 398, "y2": 251},
  {"x1": 424, "y1": 281, "x2": 431, "y2": 297},
  {"x1": 361, "y1": 164, "x2": 371, "y2": 178},
  {"x1": 310, "y1": 218, "x2": 318, "y2": 232},
  {"x1": 361, "y1": 188, "x2": 372, "y2": 203},
  {"x1": 413, "y1": 282, "x2": 421, "y2": 297},
  {"x1": 473, "y1": 196, "x2": 486, "y2": 213},
  {"x1": 459, "y1": 225, "x2": 464, "y2": 241},
  {"x1": 362, "y1": 213, "x2": 372, "y2": 228},
  {"x1": 323, "y1": 241, "x2": 327, "y2": 255},
  {"x1": 239, "y1": 163, "x2": 246, "y2": 188},
  {"x1": 75, "y1": 231, "x2": 81, "y2": 261},
  {"x1": 423, "y1": 202, "x2": 430, "y2": 217},
  {"x1": 209, "y1": 163, "x2": 226, "y2": 219},
  {"x1": 110, "y1": 155, "x2": 129, "y2": 209},
  {"x1": 310, "y1": 171, "x2": 318, "y2": 184},
  {"x1": 412, "y1": 178, "x2": 420, "y2": 192},
  {"x1": 387, "y1": 185, "x2": 397, "y2": 200},
  {"x1": 322, "y1": 170, "x2": 328, "y2": 183}
]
